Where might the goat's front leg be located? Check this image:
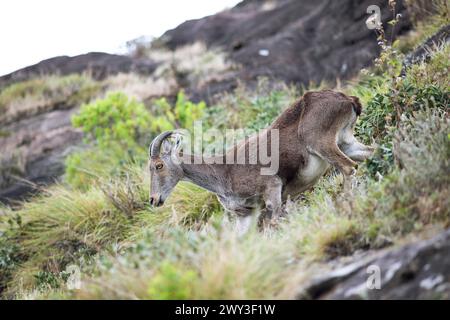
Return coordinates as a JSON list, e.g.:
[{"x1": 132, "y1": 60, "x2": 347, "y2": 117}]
[
  {"x1": 218, "y1": 195, "x2": 255, "y2": 235},
  {"x1": 263, "y1": 176, "x2": 284, "y2": 220}
]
